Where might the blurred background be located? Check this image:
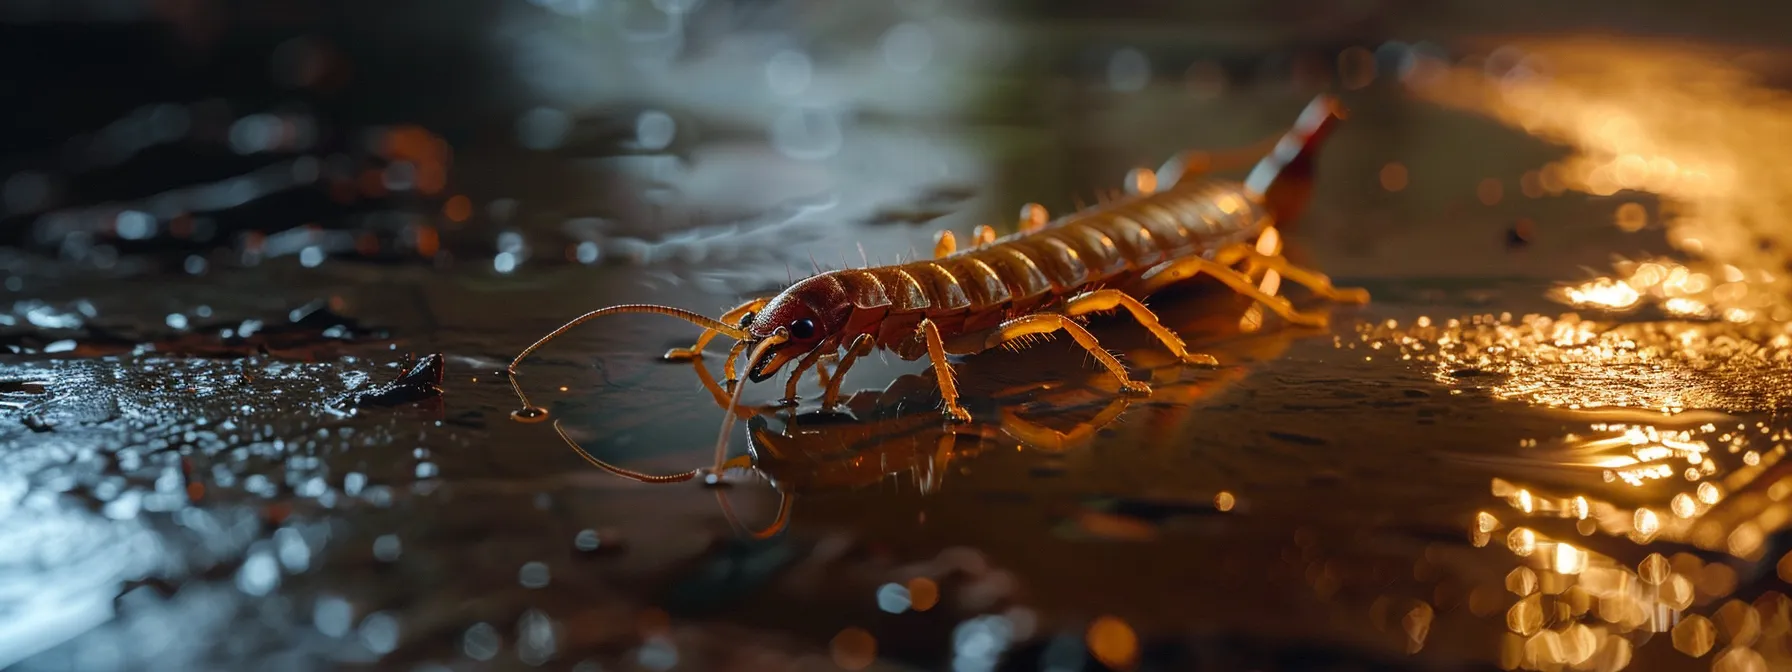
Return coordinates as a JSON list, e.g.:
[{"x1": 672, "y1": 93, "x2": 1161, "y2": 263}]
[
  {"x1": 6, "y1": 0, "x2": 1787, "y2": 287},
  {"x1": 5, "y1": 1, "x2": 1792, "y2": 671}
]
